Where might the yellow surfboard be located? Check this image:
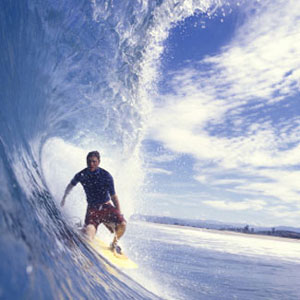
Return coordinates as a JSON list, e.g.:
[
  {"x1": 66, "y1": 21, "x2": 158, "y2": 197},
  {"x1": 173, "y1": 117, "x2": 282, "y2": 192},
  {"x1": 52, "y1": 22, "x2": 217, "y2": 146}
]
[{"x1": 88, "y1": 236, "x2": 138, "y2": 270}]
